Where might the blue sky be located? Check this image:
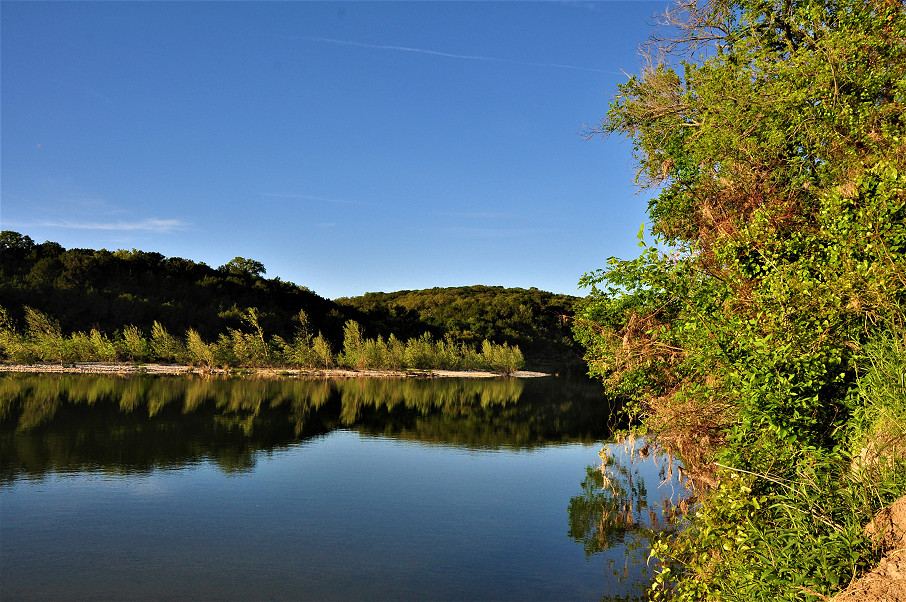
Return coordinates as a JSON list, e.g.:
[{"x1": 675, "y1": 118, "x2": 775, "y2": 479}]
[{"x1": 2, "y1": 1, "x2": 667, "y2": 300}]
